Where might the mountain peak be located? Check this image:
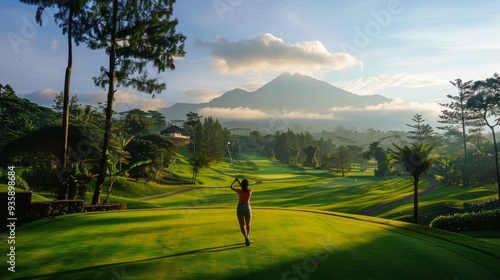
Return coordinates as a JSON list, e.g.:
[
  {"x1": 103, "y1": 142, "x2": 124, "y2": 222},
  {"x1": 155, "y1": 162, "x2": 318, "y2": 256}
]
[{"x1": 277, "y1": 72, "x2": 292, "y2": 78}]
